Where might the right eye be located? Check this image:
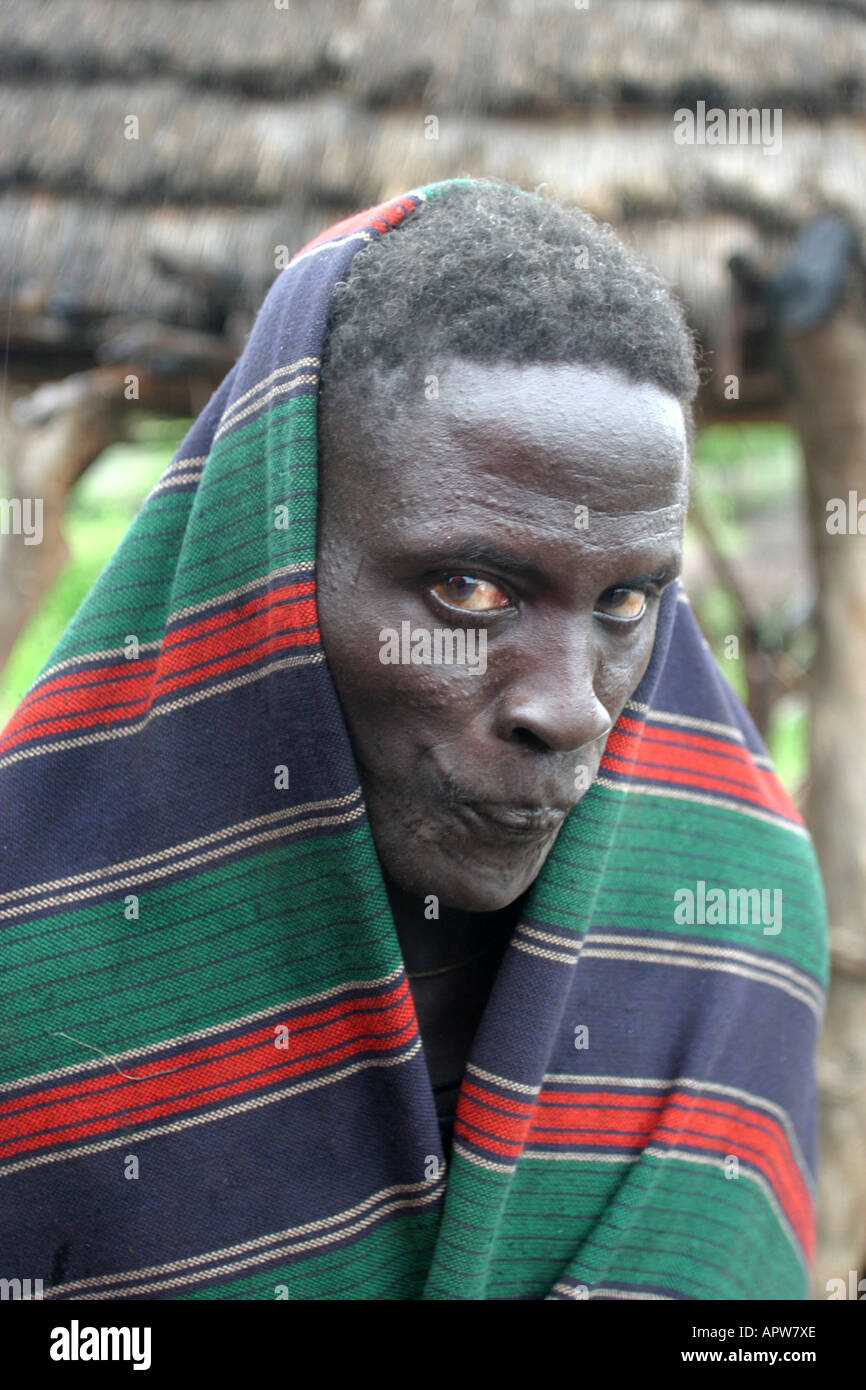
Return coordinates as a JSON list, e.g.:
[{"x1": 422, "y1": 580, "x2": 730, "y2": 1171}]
[
  {"x1": 431, "y1": 575, "x2": 513, "y2": 613},
  {"x1": 594, "y1": 586, "x2": 648, "y2": 623}
]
